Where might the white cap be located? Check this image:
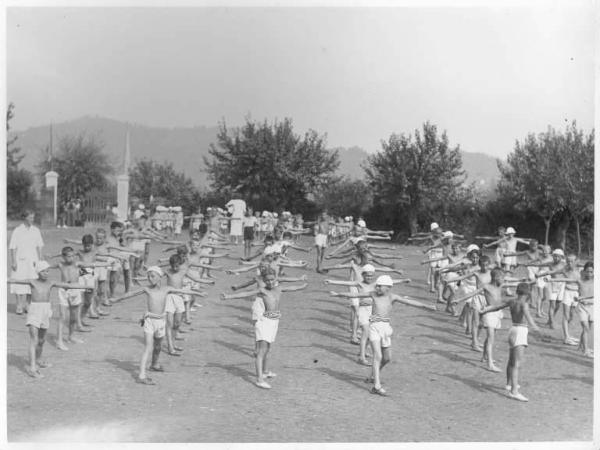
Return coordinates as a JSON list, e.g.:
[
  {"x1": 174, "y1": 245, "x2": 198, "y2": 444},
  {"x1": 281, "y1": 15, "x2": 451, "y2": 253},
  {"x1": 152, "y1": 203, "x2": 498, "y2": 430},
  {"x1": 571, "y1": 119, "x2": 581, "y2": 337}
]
[
  {"x1": 146, "y1": 266, "x2": 164, "y2": 277},
  {"x1": 466, "y1": 244, "x2": 480, "y2": 254},
  {"x1": 273, "y1": 213, "x2": 278, "y2": 218},
  {"x1": 506, "y1": 227, "x2": 516, "y2": 234},
  {"x1": 173, "y1": 206, "x2": 182, "y2": 212},
  {"x1": 35, "y1": 260, "x2": 50, "y2": 273},
  {"x1": 442, "y1": 231, "x2": 453, "y2": 238},
  {"x1": 344, "y1": 216, "x2": 351, "y2": 222},
  {"x1": 552, "y1": 248, "x2": 565, "y2": 257},
  {"x1": 375, "y1": 275, "x2": 393, "y2": 286},
  {"x1": 138, "y1": 204, "x2": 145, "y2": 210},
  {"x1": 430, "y1": 222, "x2": 440, "y2": 231},
  {"x1": 361, "y1": 264, "x2": 376, "y2": 273},
  {"x1": 357, "y1": 220, "x2": 366, "y2": 228}
]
